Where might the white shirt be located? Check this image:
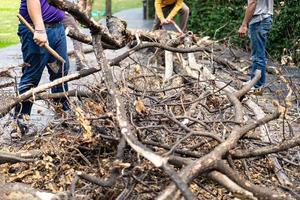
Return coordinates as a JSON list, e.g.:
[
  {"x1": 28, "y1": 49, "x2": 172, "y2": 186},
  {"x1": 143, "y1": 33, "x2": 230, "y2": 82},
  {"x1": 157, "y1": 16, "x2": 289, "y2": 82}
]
[{"x1": 248, "y1": 0, "x2": 274, "y2": 24}]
